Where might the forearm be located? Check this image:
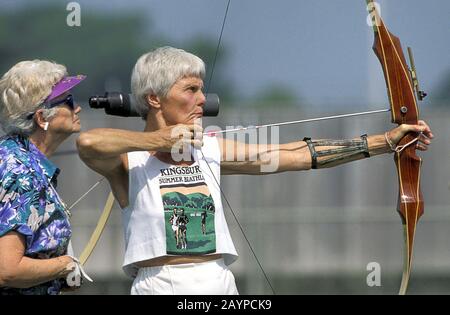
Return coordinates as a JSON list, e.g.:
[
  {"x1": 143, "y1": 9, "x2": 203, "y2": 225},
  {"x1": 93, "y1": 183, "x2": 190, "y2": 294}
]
[
  {"x1": 305, "y1": 134, "x2": 391, "y2": 169},
  {"x1": 253, "y1": 135, "x2": 390, "y2": 172},
  {"x1": 77, "y1": 128, "x2": 163, "y2": 159},
  {"x1": 1, "y1": 255, "x2": 71, "y2": 289},
  {"x1": 221, "y1": 141, "x2": 312, "y2": 174},
  {"x1": 221, "y1": 133, "x2": 391, "y2": 174}
]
